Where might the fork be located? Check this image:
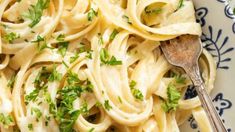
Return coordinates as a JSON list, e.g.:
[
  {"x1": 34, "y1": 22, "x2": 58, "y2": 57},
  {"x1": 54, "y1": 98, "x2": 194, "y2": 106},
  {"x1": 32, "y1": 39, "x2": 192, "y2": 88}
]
[{"x1": 160, "y1": 35, "x2": 227, "y2": 132}]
